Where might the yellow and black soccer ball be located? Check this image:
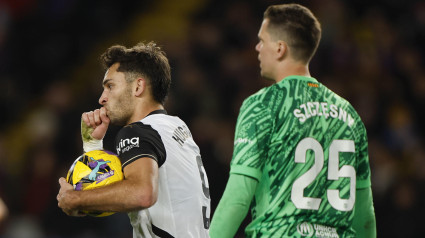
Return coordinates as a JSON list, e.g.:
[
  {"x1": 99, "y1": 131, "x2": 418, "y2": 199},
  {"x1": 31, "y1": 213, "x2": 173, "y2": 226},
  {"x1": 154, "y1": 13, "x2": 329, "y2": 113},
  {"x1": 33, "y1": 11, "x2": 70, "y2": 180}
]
[{"x1": 66, "y1": 150, "x2": 123, "y2": 217}]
